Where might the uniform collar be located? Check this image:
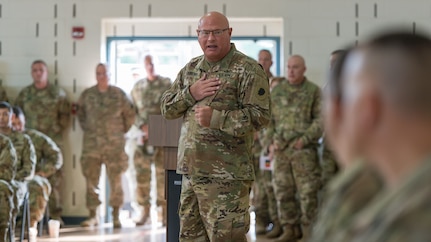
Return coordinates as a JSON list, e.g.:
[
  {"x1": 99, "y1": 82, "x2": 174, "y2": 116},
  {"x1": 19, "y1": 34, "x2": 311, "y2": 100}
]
[{"x1": 196, "y1": 43, "x2": 236, "y2": 73}]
